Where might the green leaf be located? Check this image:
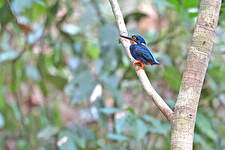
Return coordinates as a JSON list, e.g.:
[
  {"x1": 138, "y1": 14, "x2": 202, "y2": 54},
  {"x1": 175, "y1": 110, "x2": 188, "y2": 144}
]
[
  {"x1": 58, "y1": 130, "x2": 78, "y2": 150},
  {"x1": 134, "y1": 119, "x2": 148, "y2": 140},
  {"x1": 38, "y1": 126, "x2": 59, "y2": 140},
  {"x1": 44, "y1": 0, "x2": 59, "y2": 26},
  {"x1": 143, "y1": 115, "x2": 160, "y2": 125},
  {"x1": 0, "y1": 3, "x2": 14, "y2": 27},
  {"x1": 85, "y1": 43, "x2": 100, "y2": 59},
  {"x1": 11, "y1": 61, "x2": 24, "y2": 92},
  {"x1": 101, "y1": 74, "x2": 122, "y2": 106},
  {"x1": 124, "y1": 11, "x2": 147, "y2": 24},
  {"x1": 0, "y1": 51, "x2": 19, "y2": 63},
  {"x1": 194, "y1": 133, "x2": 212, "y2": 150},
  {"x1": 46, "y1": 74, "x2": 67, "y2": 90},
  {"x1": 75, "y1": 125, "x2": 95, "y2": 140},
  {"x1": 142, "y1": 115, "x2": 170, "y2": 134},
  {"x1": 26, "y1": 65, "x2": 41, "y2": 81},
  {"x1": 167, "y1": 0, "x2": 180, "y2": 11},
  {"x1": 102, "y1": 49, "x2": 118, "y2": 71},
  {"x1": 64, "y1": 71, "x2": 96, "y2": 103},
  {"x1": 100, "y1": 107, "x2": 120, "y2": 115},
  {"x1": 196, "y1": 113, "x2": 217, "y2": 141},
  {"x1": 107, "y1": 133, "x2": 128, "y2": 141},
  {"x1": 80, "y1": 4, "x2": 98, "y2": 26},
  {"x1": 74, "y1": 135, "x2": 86, "y2": 149},
  {"x1": 49, "y1": 0, "x2": 59, "y2": 15},
  {"x1": 217, "y1": 123, "x2": 225, "y2": 137},
  {"x1": 182, "y1": 0, "x2": 198, "y2": 10},
  {"x1": 125, "y1": 107, "x2": 135, "y2": 114},
  {"x1": 51, "y1": 103, "x2": 62, "y2": 126},
  {"x1": 208, "y1": 65, "x2": 225, "y2": 83},
  {"x1": 115, "y1": 113, "x2": 136, "y2": 133},
  {"x1": 189, "y1": 12, "x2": 198, "y2": 18},
  {"x1": 26, "y1": 1, "x2": 46, "y2": 21},
  {"x1": 12, "y1": 0, "x2": 34, "y2": 15},
  {"x1": 163, "y1": 66, "x2": 181, "y2": 91},
  {"x1": 17, "y1": 139, "x2": 29, "y2": 150},
  {"x1": 0, "y1": 0, "x2": 4, "y2": 7},
  {"x1": 98, "y1": 24, "x2": 118, "y2": 50}
]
